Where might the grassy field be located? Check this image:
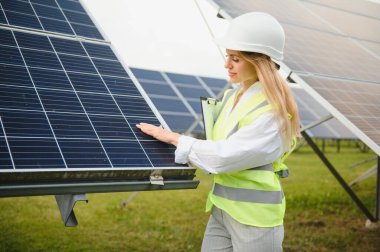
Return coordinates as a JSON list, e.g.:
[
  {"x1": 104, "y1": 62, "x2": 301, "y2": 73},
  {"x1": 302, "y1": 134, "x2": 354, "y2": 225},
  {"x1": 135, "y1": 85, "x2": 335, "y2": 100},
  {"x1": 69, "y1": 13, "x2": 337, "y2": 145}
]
[{"x1": 1, "y1": 140, "x2": 380, "y2": 251}]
